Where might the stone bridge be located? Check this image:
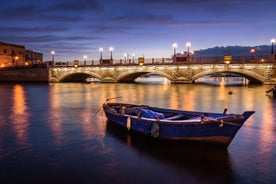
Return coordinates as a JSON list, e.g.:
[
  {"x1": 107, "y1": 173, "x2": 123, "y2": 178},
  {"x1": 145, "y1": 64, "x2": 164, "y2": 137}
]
[{"x1": 49, "y1": 61, "x2": 276, "y2": 84}]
